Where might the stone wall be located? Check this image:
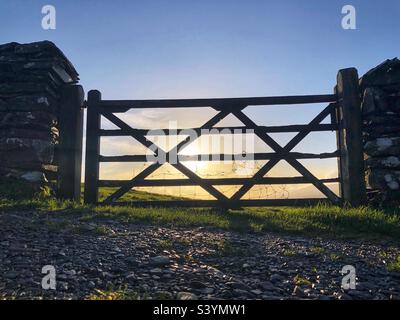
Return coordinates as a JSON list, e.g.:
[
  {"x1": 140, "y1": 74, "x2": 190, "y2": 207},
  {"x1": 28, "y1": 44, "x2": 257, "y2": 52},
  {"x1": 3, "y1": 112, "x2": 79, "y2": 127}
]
[
  {"x1": 0, "y1": 41, "x2": 79, "y2": 184},
  {"x1": 360, "y1": 58, "x2": 400, "y2": 203}
]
